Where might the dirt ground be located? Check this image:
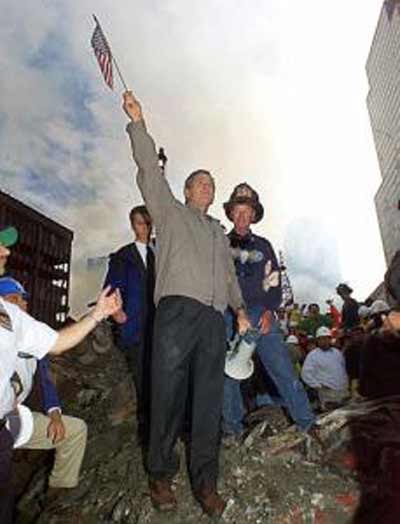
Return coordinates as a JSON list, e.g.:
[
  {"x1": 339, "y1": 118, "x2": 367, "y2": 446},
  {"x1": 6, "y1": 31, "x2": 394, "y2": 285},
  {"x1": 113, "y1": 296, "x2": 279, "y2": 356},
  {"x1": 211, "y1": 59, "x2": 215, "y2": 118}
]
[
  {"x1": 16, "y1": 407, "x2": 360, "y2": 524},
  {"x1": 13, "y1": 325, "x2": 361, "y2": 524}
]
